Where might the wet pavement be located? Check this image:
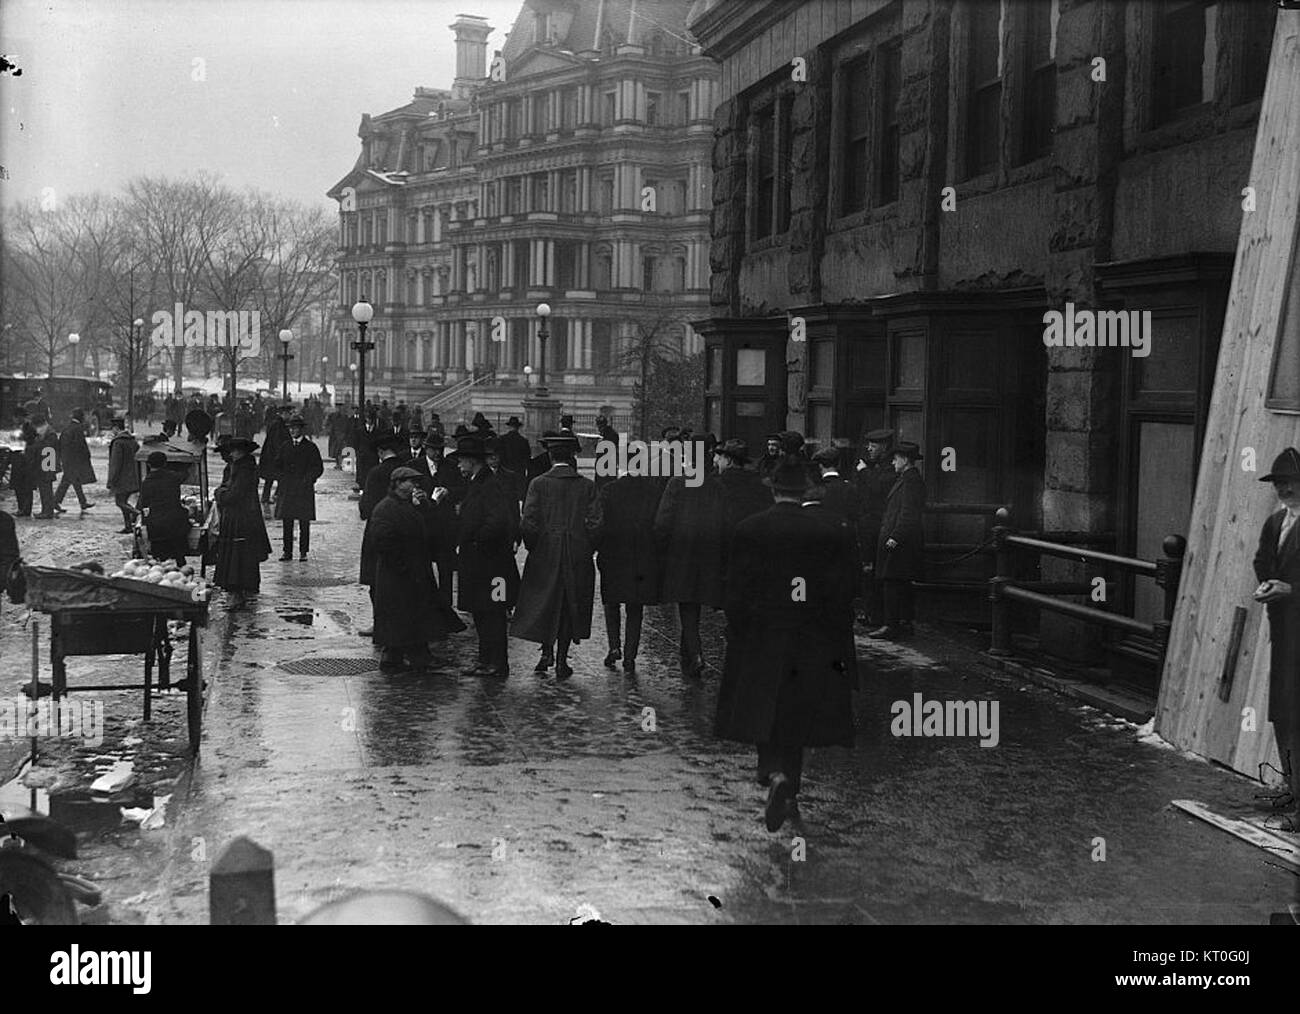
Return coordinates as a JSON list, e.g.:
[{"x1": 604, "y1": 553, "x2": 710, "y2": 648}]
[{"x1": 2, "y1": 431, "x2": 1296, "y2": 924}]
